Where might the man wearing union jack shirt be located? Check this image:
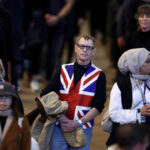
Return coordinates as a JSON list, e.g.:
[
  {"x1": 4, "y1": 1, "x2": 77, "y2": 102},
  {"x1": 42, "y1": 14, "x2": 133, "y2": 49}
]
[{"x1": 40, "y1": 35, "x2": 106, "y2": 150}]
